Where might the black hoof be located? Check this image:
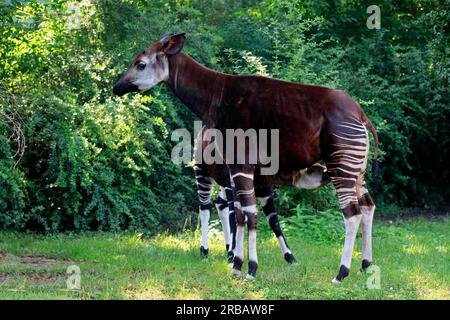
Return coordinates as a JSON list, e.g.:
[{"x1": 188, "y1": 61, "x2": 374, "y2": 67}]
[
  {"x1": 248, "y1": 260, "x2": 258, "y2": 277},
  {"x1": 200, "y1": 246, "x2": 209, "y2": 259},
  {"x1": 233, "y1": 256, "x2": 243, "y2": 271},
  {"x1": 361, "y1": 259, "x2": 372, "y2": 272},
  {"x1": 335, "y1": 264, "x2": 349, "y2": 282},
  {"x1": 284, "y1": 252, "x2": 297, "y2": 264},
  {"x1": 227, "y1": 251, "x2": 234, "y2": 263}
]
